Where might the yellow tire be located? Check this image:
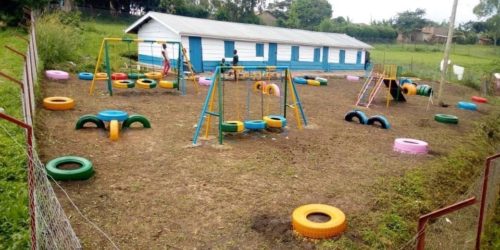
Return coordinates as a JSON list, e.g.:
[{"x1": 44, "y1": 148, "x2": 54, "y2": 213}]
[
  {"x1": 264, "y1": 83, "x2": 280, "y2": 97},
  {"x1": 253, "y1": 81, "x2": 267, "y2": 93},
  {"x1": 109, "y1": 120, "x2": 119, "y2": 141},
  {"x1": 251, "y1": 72, "x2": 262, "y2": 81},
  {"x1": 402, "y1": 84, "x2": 417, "y2": 96},
  {"x1": 307, "y1": 80, "x2": 321, "y2": 86},
  {"x1": 113, "y1": 80, "x2": 135, "y2": 89},
  {"x1": 292, "y1": 204, "x2": 347, "y2": 239},
  {"x1": 144, "y1": 71, "x2": 163, "y2": 80},
  {"x1": 95, "y1": 72, "x2": 108, "y2": 80},
  {"x1": 159, "y1": 80, "x2": 177, "y2": 89},
  {"x1": 43, "y1": 97, "x2": 75, "y2": 111},
  {"x1": 221, "y1": 121, "x2": 244, "y2": 133},
  {"x1": 136, "y1": 79, "x2": 157, "y2": 89},
  {"x1": 263, "y1": 115, "x2": 286, "y2": 128}
]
